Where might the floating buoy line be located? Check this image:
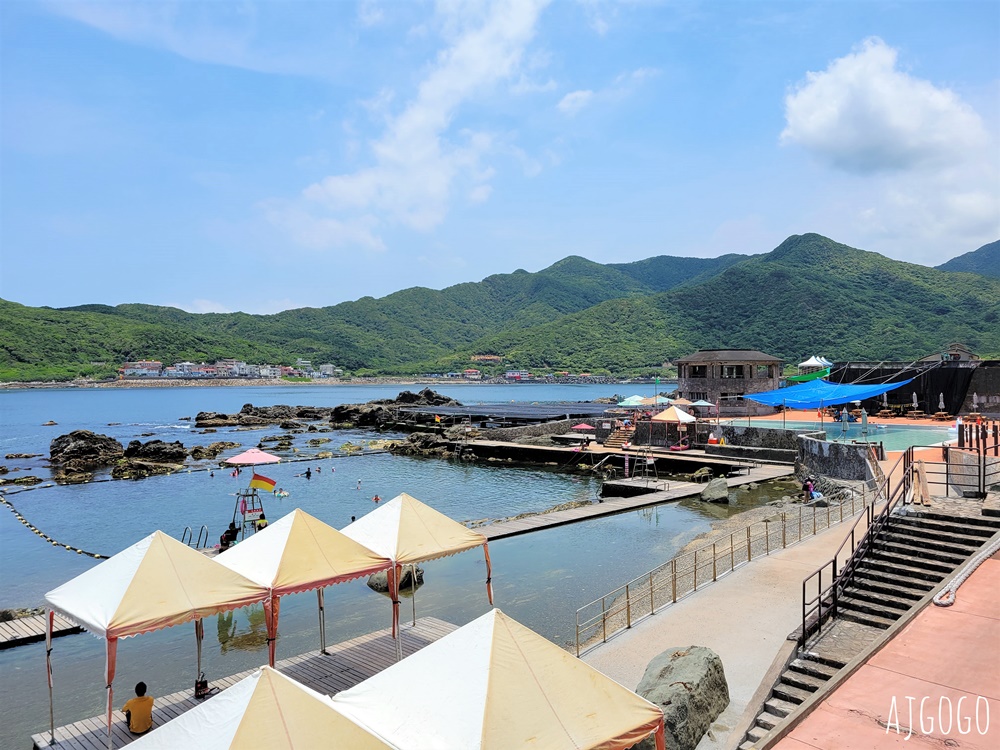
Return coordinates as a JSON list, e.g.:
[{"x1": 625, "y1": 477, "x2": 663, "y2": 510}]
[{"x1": 0, "y1": 494, "x2": 108, "y2": 558}]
